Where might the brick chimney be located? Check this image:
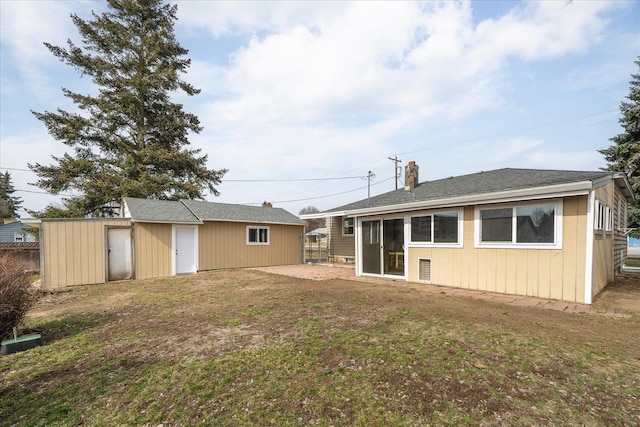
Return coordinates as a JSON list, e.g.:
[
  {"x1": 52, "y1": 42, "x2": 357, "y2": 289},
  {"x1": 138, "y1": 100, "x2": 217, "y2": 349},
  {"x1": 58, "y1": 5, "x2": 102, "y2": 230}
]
[{"x1": 404, "y1": 161, "x2": 419, "y2": 191}]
